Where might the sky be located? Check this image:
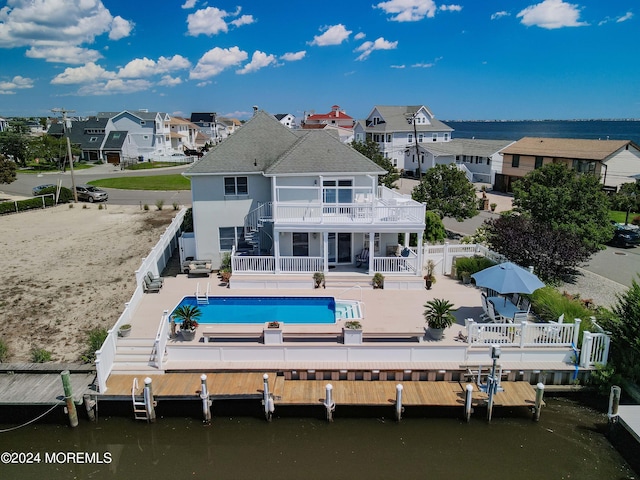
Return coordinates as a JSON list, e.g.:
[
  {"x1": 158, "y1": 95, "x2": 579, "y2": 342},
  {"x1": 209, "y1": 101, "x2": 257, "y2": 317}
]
[{"x1": 0, "y1": 0, "x2": 637, "y2": 121}]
